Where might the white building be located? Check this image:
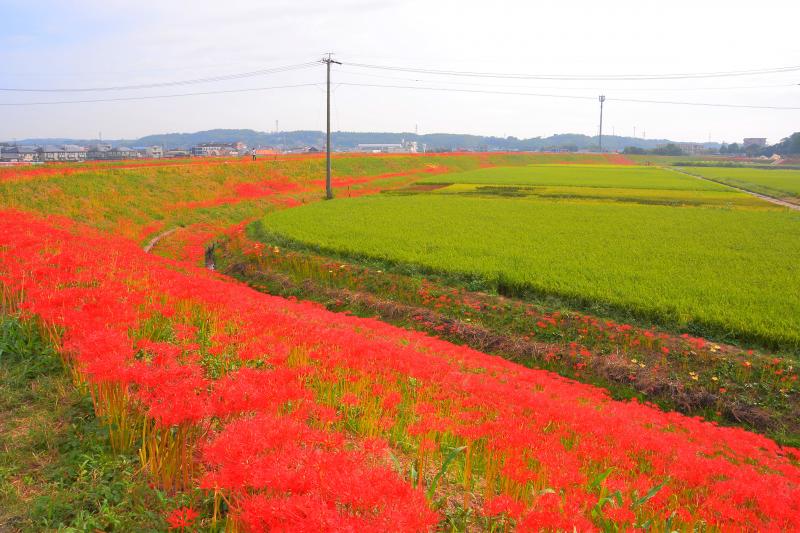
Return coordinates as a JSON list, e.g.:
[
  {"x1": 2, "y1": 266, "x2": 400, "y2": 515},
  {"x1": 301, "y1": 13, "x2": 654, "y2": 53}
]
[
  {"x1": 355, "y1": 139, "x2": 418, "y2": 153},
  {"x1": 134, "y1": 146, "x2": 164, "y2": 159},
  {"x1": 191, "y1": 142, "x2": 246, "y2": 157},
  {"x1": 40, "y1": 145, "x2": 87, "y2": 162}
]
